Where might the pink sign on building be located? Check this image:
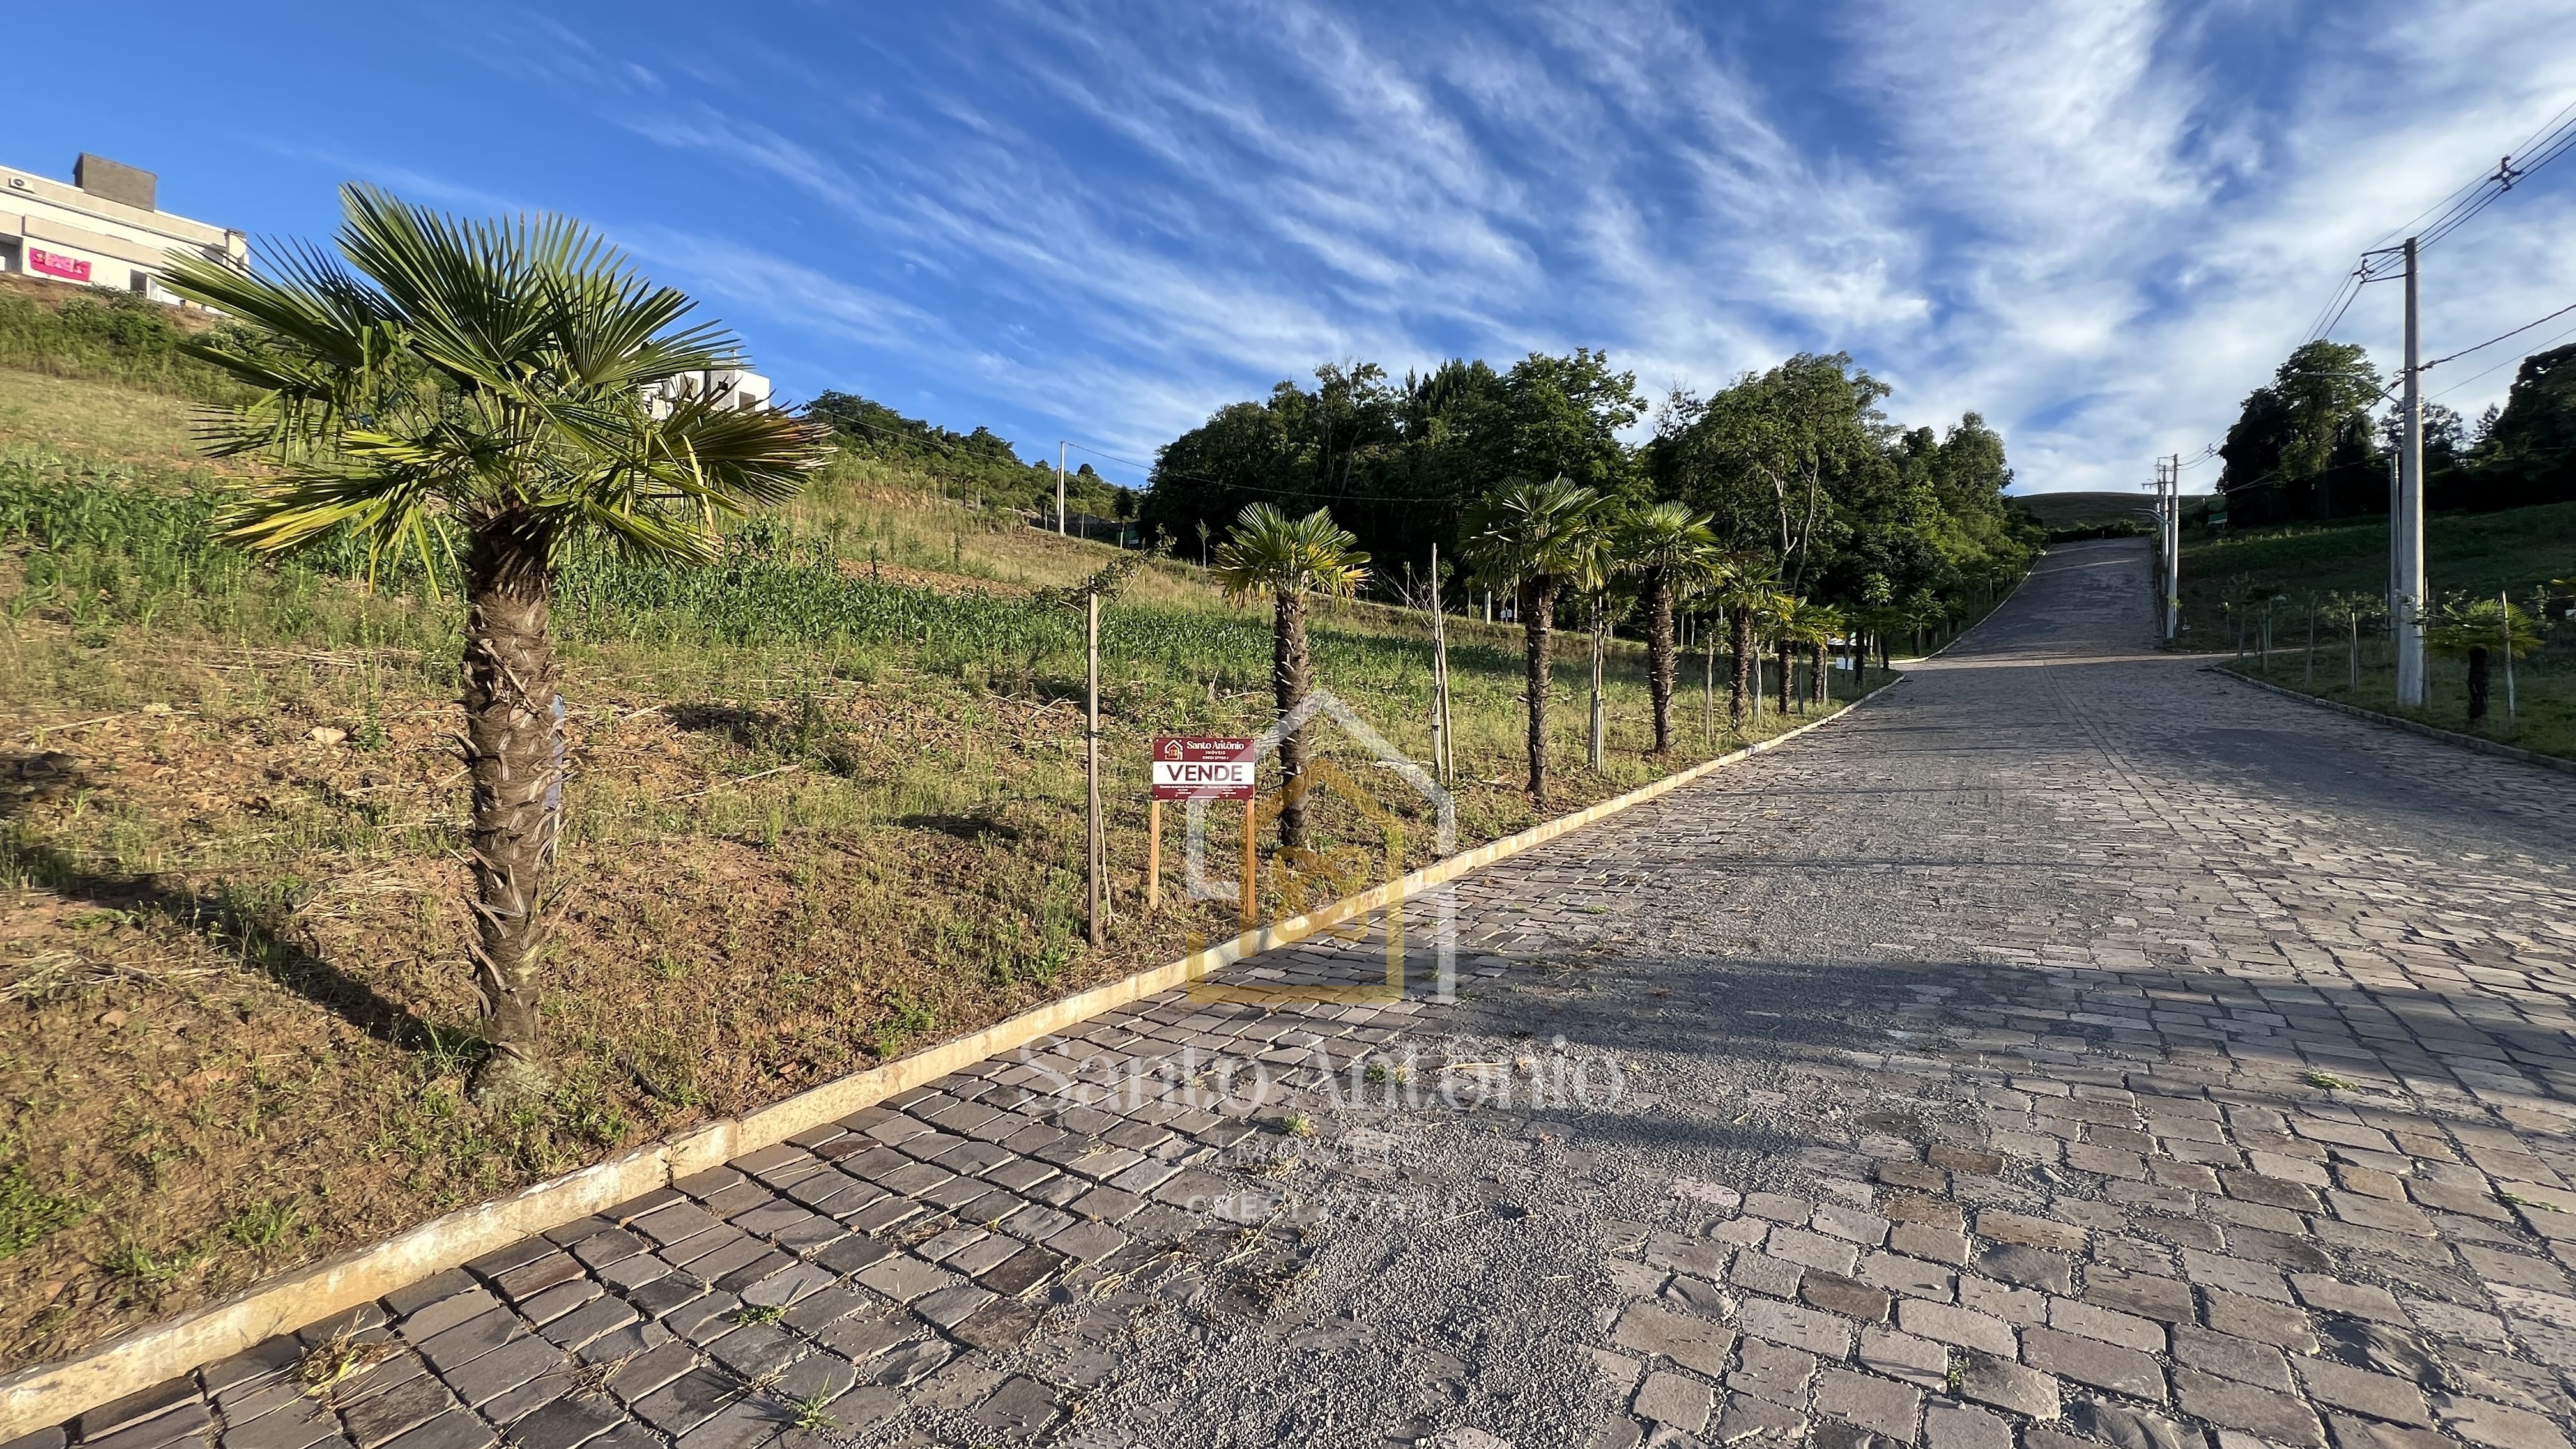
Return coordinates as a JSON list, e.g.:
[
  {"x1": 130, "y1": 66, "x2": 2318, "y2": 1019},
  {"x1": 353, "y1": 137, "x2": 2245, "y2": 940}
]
[{"x1": 26, "y1": 247, "x2": 91, "y2": 283}]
